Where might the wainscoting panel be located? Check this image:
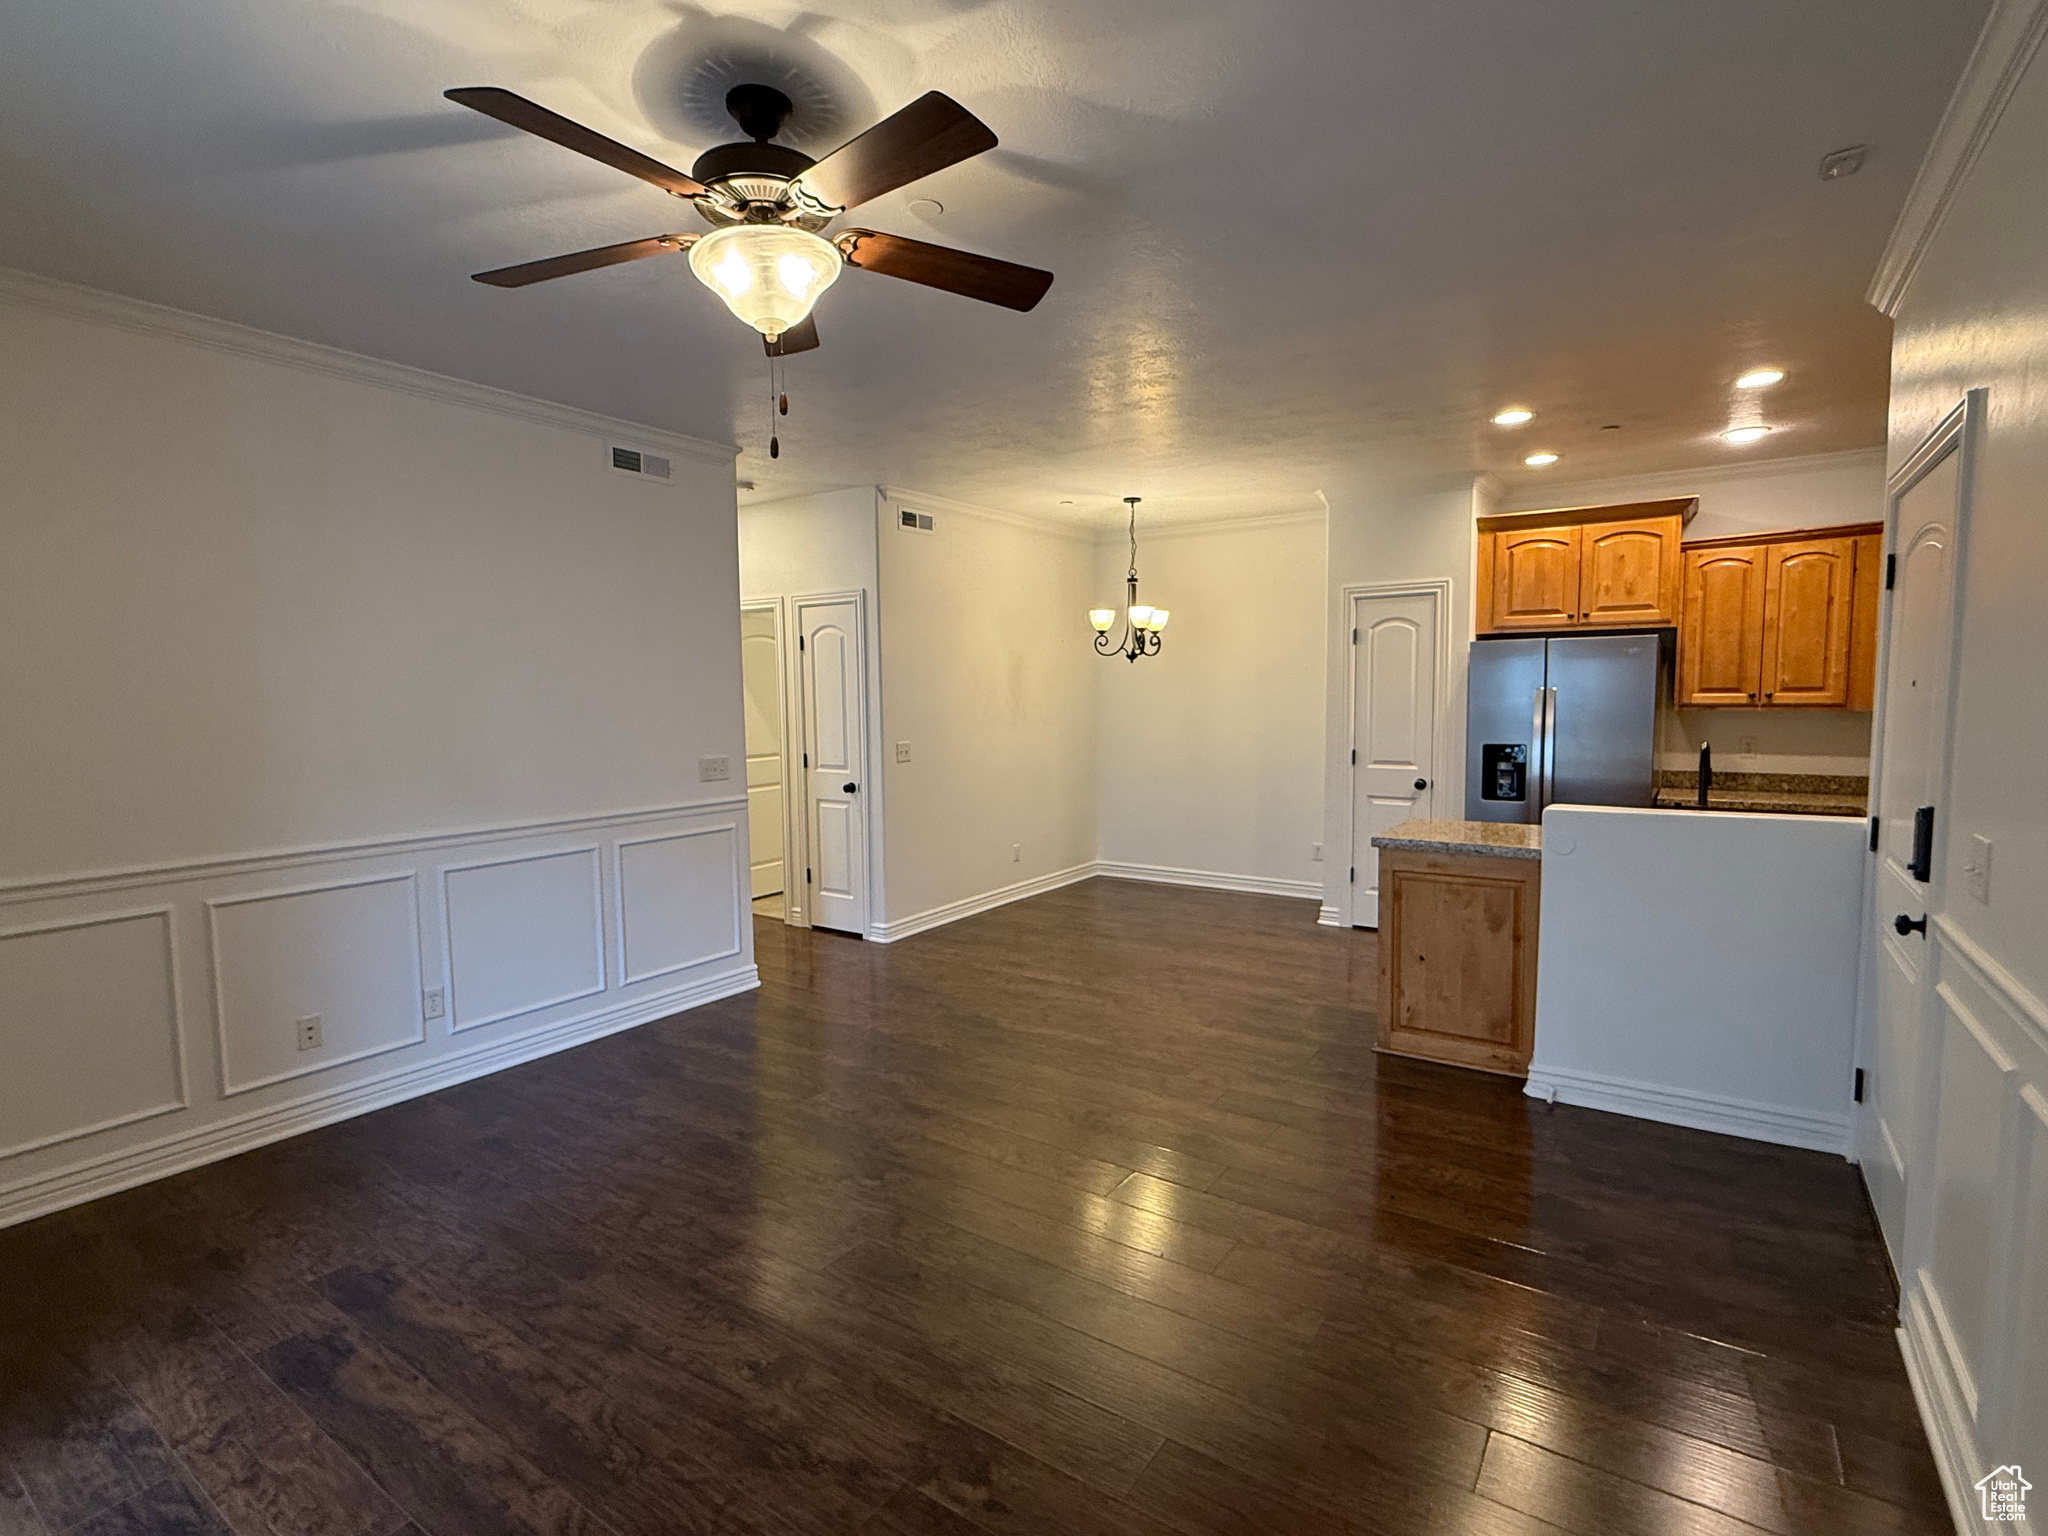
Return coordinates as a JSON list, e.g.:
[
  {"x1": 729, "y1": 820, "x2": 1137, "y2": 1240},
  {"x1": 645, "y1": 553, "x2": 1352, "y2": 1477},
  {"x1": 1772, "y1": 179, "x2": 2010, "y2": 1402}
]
[
  {"x1": 0, "y1": 799, "x2": 755, "y2": 1232},
  {"x1": 209, "y1": 873, "x2": 424, "y2": 1096},
  {"x1": 0, "y1": 908, "x2": 184, "y2": 1158},
  {"x1": 616, "y1": 826, "x2": 742, "y2": 985},
  {"x1": 443, "y1": 847, "x2": 605, "y2": 1032},
  {"x1": 2012, "y1": 1085, "x2": 2048, "y2": 1485}
]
